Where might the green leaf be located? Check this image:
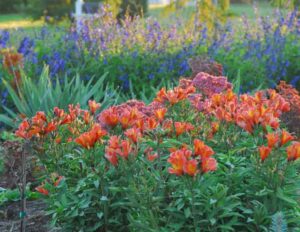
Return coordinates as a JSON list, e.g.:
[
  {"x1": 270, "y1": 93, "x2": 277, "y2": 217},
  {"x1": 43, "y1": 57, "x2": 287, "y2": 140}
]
[
  {"x1": 94, "y1": 180, "x2": 100, "y2": 189},
  {"x1": 184, "y1": 207, "x2": 191, "y2": 218}
]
